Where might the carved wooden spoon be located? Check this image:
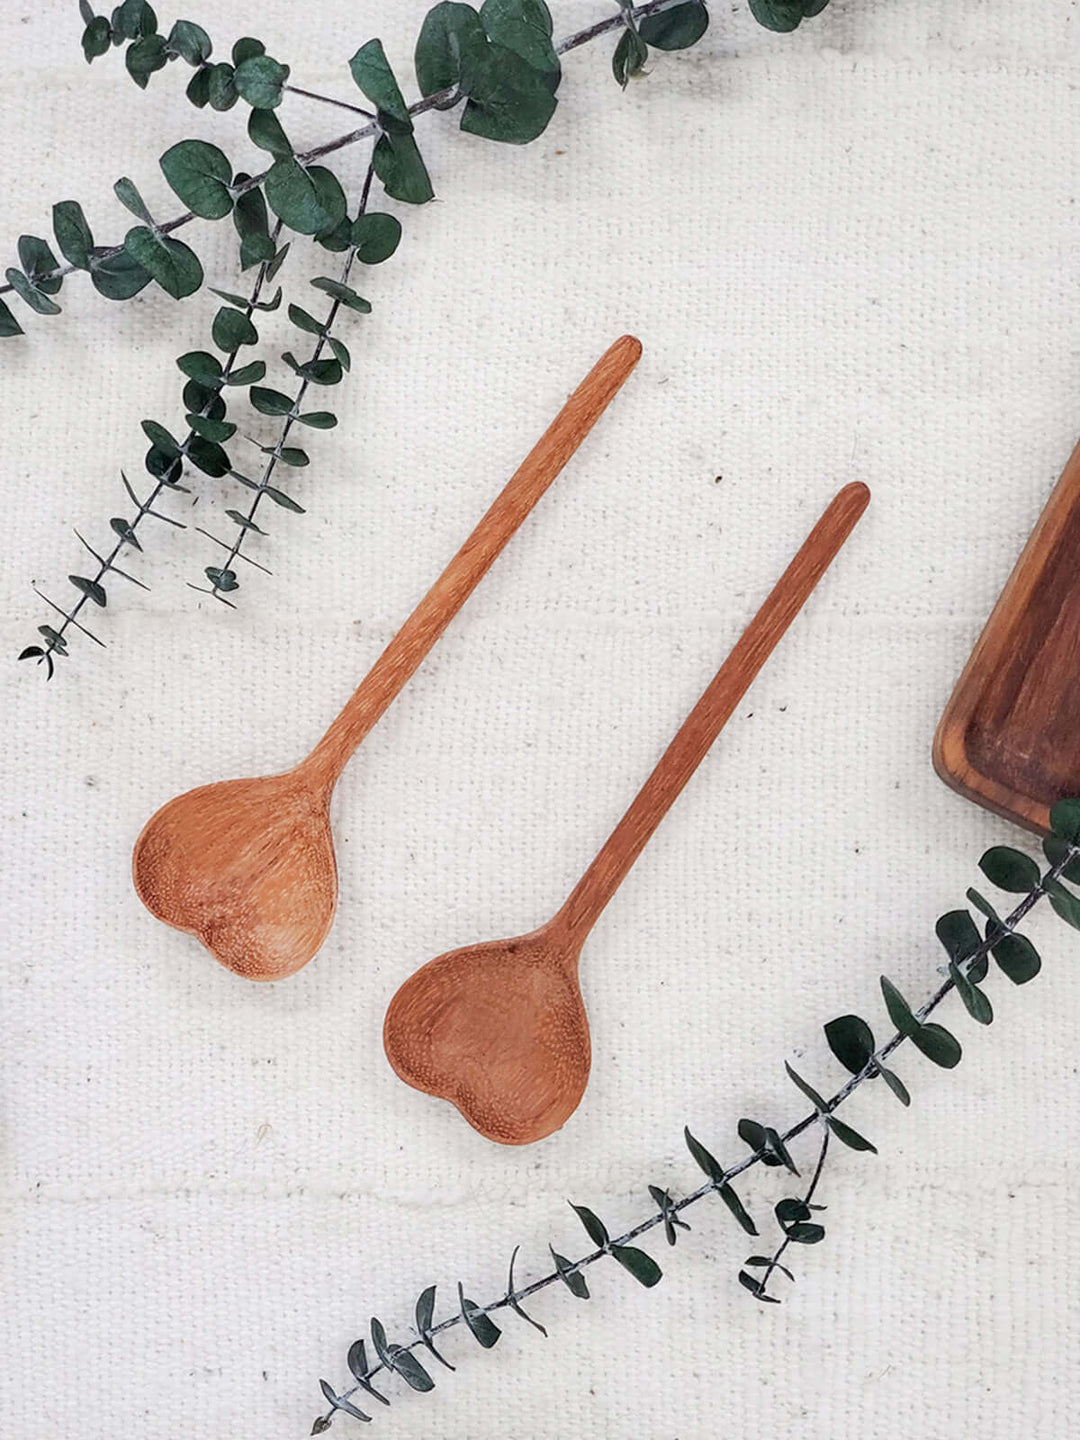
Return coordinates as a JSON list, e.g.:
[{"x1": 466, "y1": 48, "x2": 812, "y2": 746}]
[
  {"x1": 384, "y1": 482, "x2": 870, "y2": 1145},
  {"x1": 133, "y1": 336, "x2": 643, "y2": 980}
]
